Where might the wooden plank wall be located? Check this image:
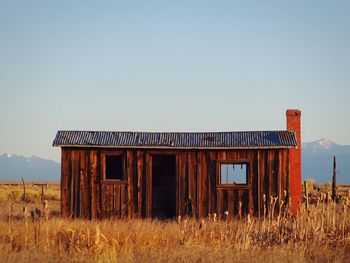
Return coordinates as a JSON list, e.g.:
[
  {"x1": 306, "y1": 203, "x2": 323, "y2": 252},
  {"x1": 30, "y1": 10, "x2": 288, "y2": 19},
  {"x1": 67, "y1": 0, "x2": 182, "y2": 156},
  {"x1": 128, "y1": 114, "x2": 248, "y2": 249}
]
[{"x1": 60, "y1": 148, "x2": 290, "y2": 219}]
